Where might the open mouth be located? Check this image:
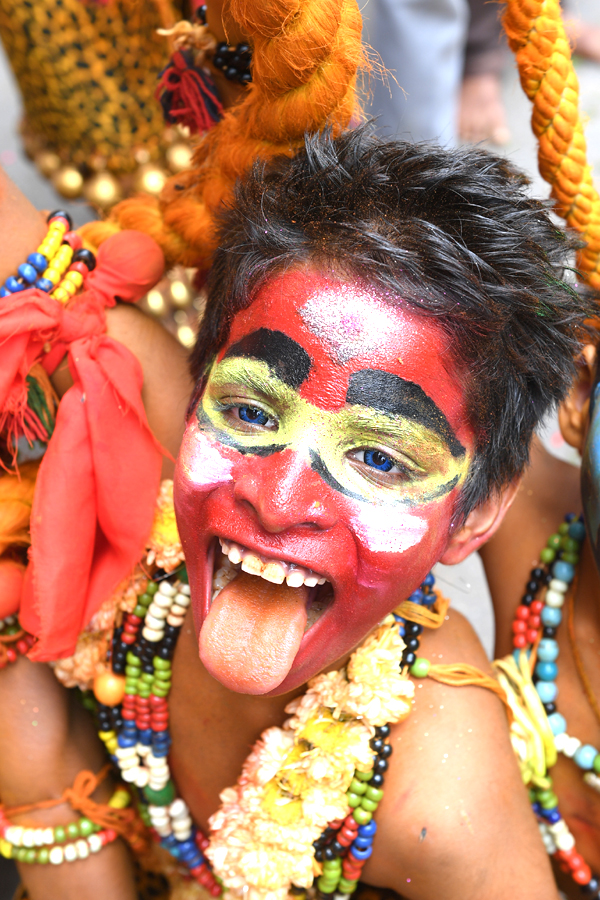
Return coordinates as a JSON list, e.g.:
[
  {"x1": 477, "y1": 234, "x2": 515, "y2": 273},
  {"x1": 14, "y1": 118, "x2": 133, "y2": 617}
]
[{"x1": 212, "y1": 538, "x2": 334, "y2": 631}]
